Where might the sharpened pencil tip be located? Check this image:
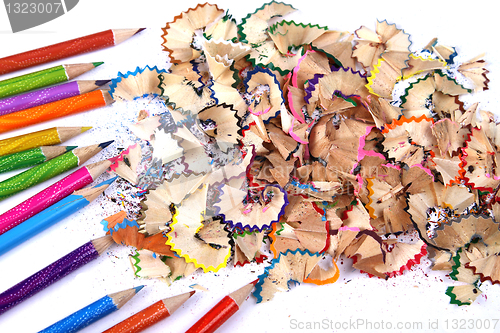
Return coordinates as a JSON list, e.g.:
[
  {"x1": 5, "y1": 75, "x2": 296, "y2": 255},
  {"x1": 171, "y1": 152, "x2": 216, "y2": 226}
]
[
  {"x1": 189, "y1": 290, "x2": 196, "y2": 296},
  {"x1": 134, "y1": 285, "x2": 145, "y2": 293},
  {"x1": 82, "y1": 127, "x2": 92, "y2": 133},
  {"x1": 98, "y1": 140, "x2": 114, "y2": 149},
  {"x1": 93, "y1": 62, "x2": 104, "y2": 67},
  {"x1": 66, "y1": 145, "x2": 78, "y2": 151},
  {"x1": 251, "y1": 279, "x2": 259, "y2": 285},
  {"x1": 95, "y1": 79, "x2": 111, "y2": 87},
  {"x1": 135, "y1": 28, "x2": 146, "y2": 35},
  {"x1": 97, "y1": 176, "x2": 119, "y2": 187}
]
